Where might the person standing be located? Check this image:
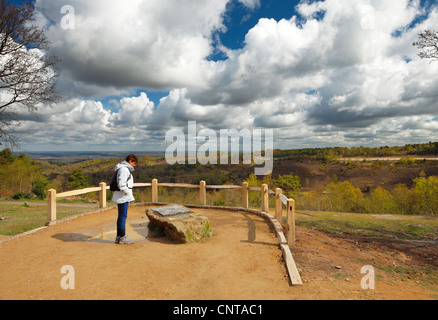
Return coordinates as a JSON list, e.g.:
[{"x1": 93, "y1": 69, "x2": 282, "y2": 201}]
[{"x1": 112, "y1": 154, "x2": 138, "y2": 244}]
